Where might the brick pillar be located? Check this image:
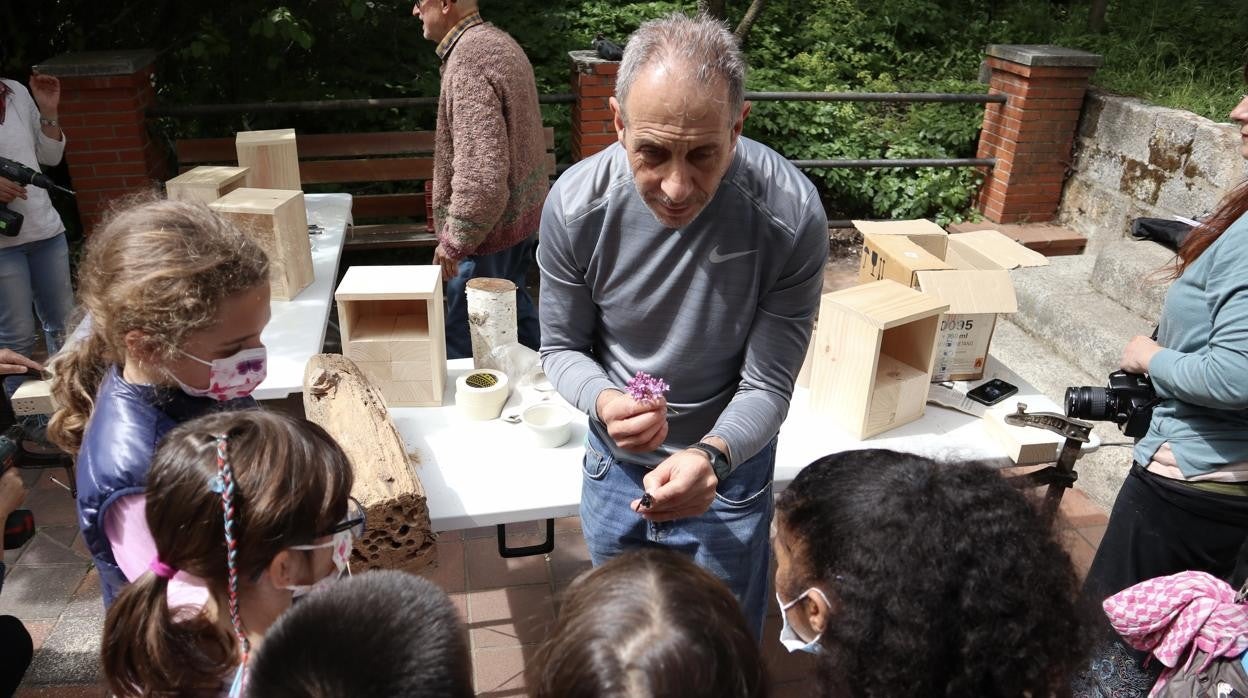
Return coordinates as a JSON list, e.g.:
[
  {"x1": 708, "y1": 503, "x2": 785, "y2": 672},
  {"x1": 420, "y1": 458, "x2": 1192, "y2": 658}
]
[
  {"x1": 34, "y1": 50, "x2": 166, "y2": 235},
  {"x1": 976, "y1": 45, "x2": 1102, "y2": 223},
  {"x1": 569, "y1": 50, "x2": 620, "y2": 161}
]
